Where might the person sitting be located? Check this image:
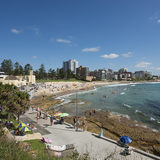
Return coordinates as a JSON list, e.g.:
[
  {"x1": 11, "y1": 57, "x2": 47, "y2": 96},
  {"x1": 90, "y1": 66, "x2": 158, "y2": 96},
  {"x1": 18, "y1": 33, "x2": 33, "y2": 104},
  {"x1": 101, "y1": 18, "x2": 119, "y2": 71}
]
[
  {"x1": 123, "y1": 146, "x2": 134, "y2": 155},
  {"x1": 29, "y1": 123, "x2": 34, "y2": 129},
  {"x1": 14, "y1": 129, "x2": 19, "y2": 135},
  {"x1": 59, "y1": 117, "x2": 64, "y2": 124}
]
